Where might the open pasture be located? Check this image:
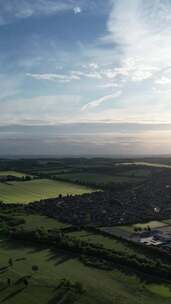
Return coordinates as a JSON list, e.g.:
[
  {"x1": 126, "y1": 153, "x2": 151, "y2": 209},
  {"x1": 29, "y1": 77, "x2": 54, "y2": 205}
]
[
  {"x1": 133, "y1": 221, "x2": 167, "y2": 229},
  {"x1": 55, "y1": 172, "x2": 141, "y2": 185},
  {"x1": 16, "y1": 213, "x2": 70, "y2": 231},
  {"x1": 67, "y1": 230, "x2": 148, "y2": 259},
  {"x1": 100, "y1": 221, "x2": 169, "y2": 239},
  {"x1": 115, "y1": 221, "x2": 168, "y2": 234},
  {"x1": 0, "y1": 179, "x2": 93, "y2": 204},
  {"x1": 0, "y1": 171, "x2": 27, "y2": 177},
  {"x1": 0, "y1": 240, "x2": 170, "y2": 304}
]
